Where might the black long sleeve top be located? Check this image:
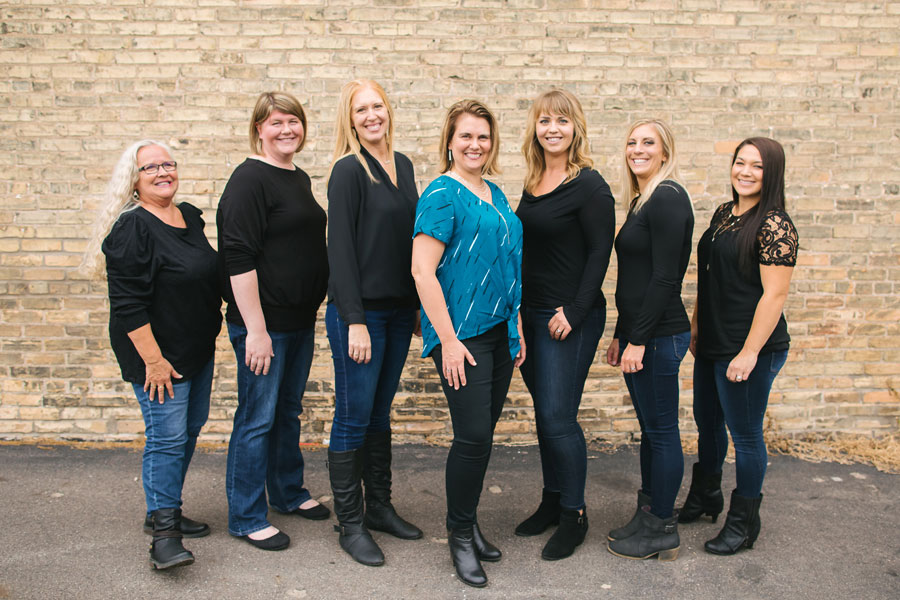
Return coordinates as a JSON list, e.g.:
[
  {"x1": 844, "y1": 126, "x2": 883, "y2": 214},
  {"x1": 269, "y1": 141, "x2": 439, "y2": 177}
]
[
  {"x1": 516, "y1": 168, "x2": 615, "y2": 329},
  {"x1": 216, "y1": 158, "x2": 328, "y2": 331},
  {"x1": 613, "y1": 181, "x2": 694, "y2": 346},
  {"x1": 326, "y1": 149, "x2": 419, "y2": 324},
  {"x1": 102, "y1": 203, "x2": 222, "y2": 384}
]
